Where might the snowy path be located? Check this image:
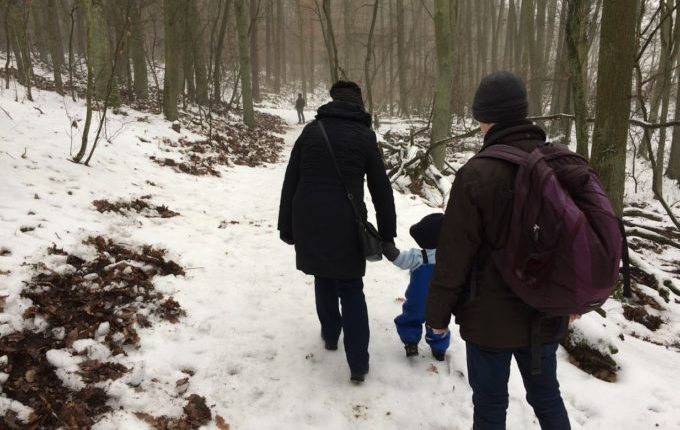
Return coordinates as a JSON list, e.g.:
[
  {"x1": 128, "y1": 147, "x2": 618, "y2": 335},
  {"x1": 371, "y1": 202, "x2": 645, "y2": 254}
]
[{"x1": 1, "y1": 87, "x2": 679, "y2": 429}]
